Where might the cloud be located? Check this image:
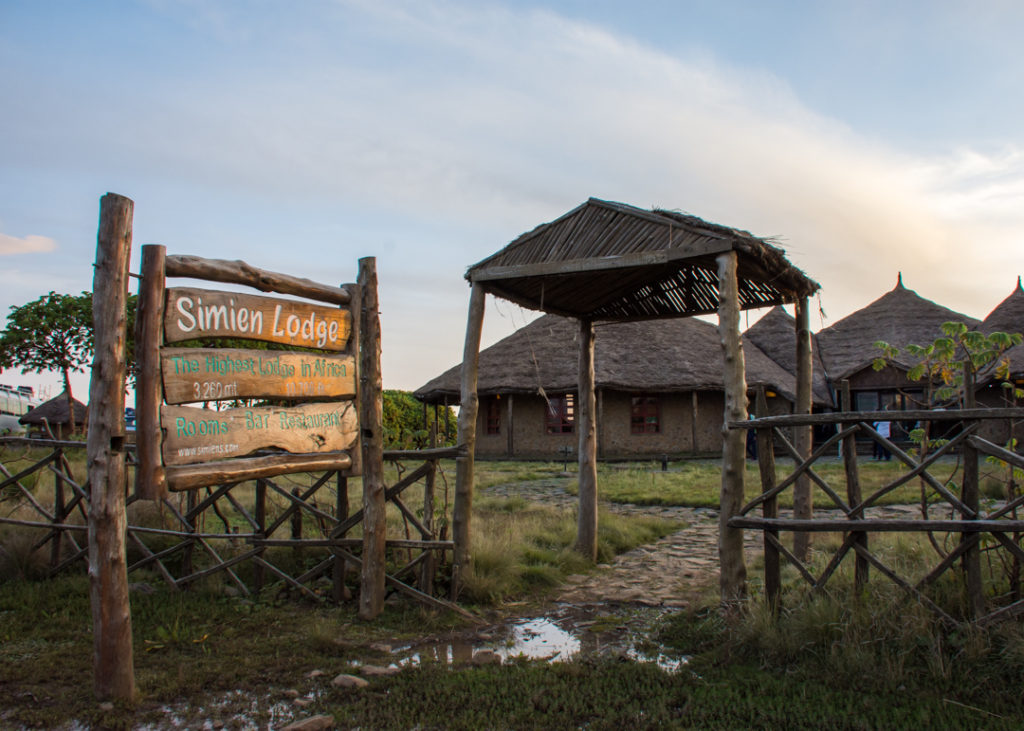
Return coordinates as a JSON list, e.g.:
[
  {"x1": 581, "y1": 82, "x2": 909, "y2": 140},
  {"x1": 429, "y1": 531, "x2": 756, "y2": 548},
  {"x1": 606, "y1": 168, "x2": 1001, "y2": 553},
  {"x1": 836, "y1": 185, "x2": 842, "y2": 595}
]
[
  {"x1": 4, "y1": 0, "x2": 1024, "y2": 381},
  {"x1": 0, "y1": 233, "x2": 56, "y2": 256}
]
